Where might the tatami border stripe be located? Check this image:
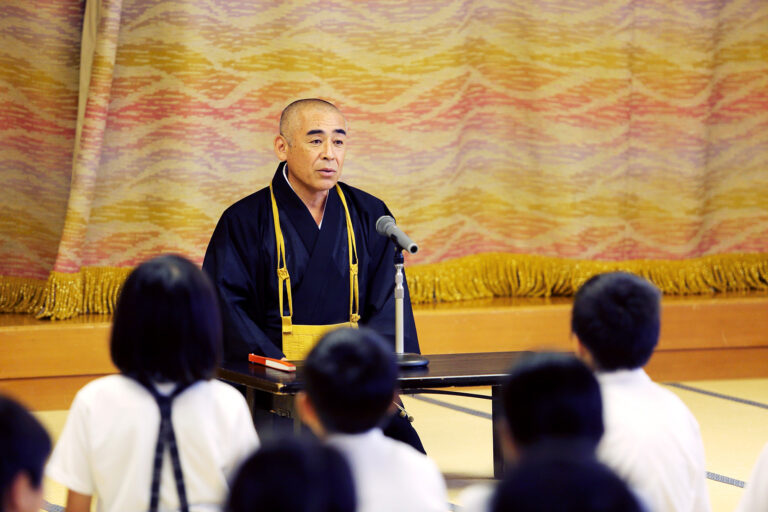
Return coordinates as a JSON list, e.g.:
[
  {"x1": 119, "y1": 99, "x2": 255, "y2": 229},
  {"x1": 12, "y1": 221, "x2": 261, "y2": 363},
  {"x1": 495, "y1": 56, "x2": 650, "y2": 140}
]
[
  {"x1": 706, "y1": 472, "x2": 746, "y2": 488},
  {"x1": 409, "y1": 394, "x2": 492, "y2": 420},
  {"x1": 665, "y1": 383, "x2": 768, "y2": 410},
  {"x1": 42, "y1": 500, "x2": 65, "y2": 512},
  {"x1": 409, "y1": 390, "x2": 750, "y2": 490}
]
